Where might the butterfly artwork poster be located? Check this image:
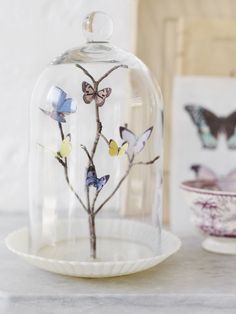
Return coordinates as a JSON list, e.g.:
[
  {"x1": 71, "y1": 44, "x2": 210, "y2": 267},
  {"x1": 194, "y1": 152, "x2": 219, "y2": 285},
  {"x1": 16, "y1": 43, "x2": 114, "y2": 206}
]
[{"x1": 170, "y1": 76, "x2": 236, "y2": 232}]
